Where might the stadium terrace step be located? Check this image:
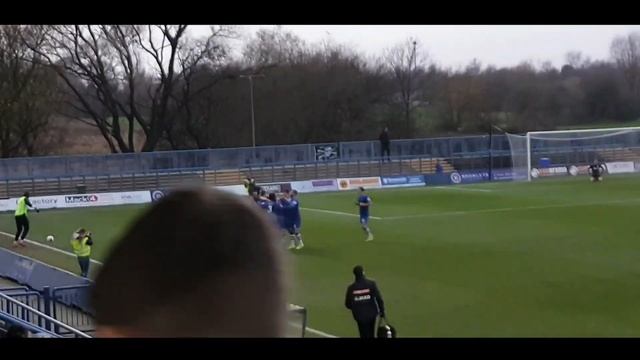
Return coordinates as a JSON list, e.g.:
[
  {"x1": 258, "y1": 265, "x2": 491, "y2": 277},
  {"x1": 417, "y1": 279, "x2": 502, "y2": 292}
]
[
  {"x1": 595, "y1": 148, "x2": 640, "y2": 162},
  {"x1": 204, "y1": 170, "x2": 243, "y2": 186}
]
